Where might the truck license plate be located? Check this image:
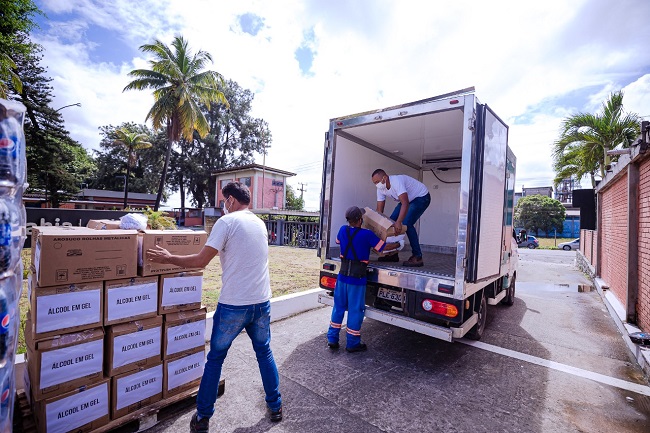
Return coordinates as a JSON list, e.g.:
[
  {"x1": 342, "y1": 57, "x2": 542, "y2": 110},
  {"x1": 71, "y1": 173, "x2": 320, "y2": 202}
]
[{"x1": 377, "y1": 287, "x2": 402, "y2": 303}]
